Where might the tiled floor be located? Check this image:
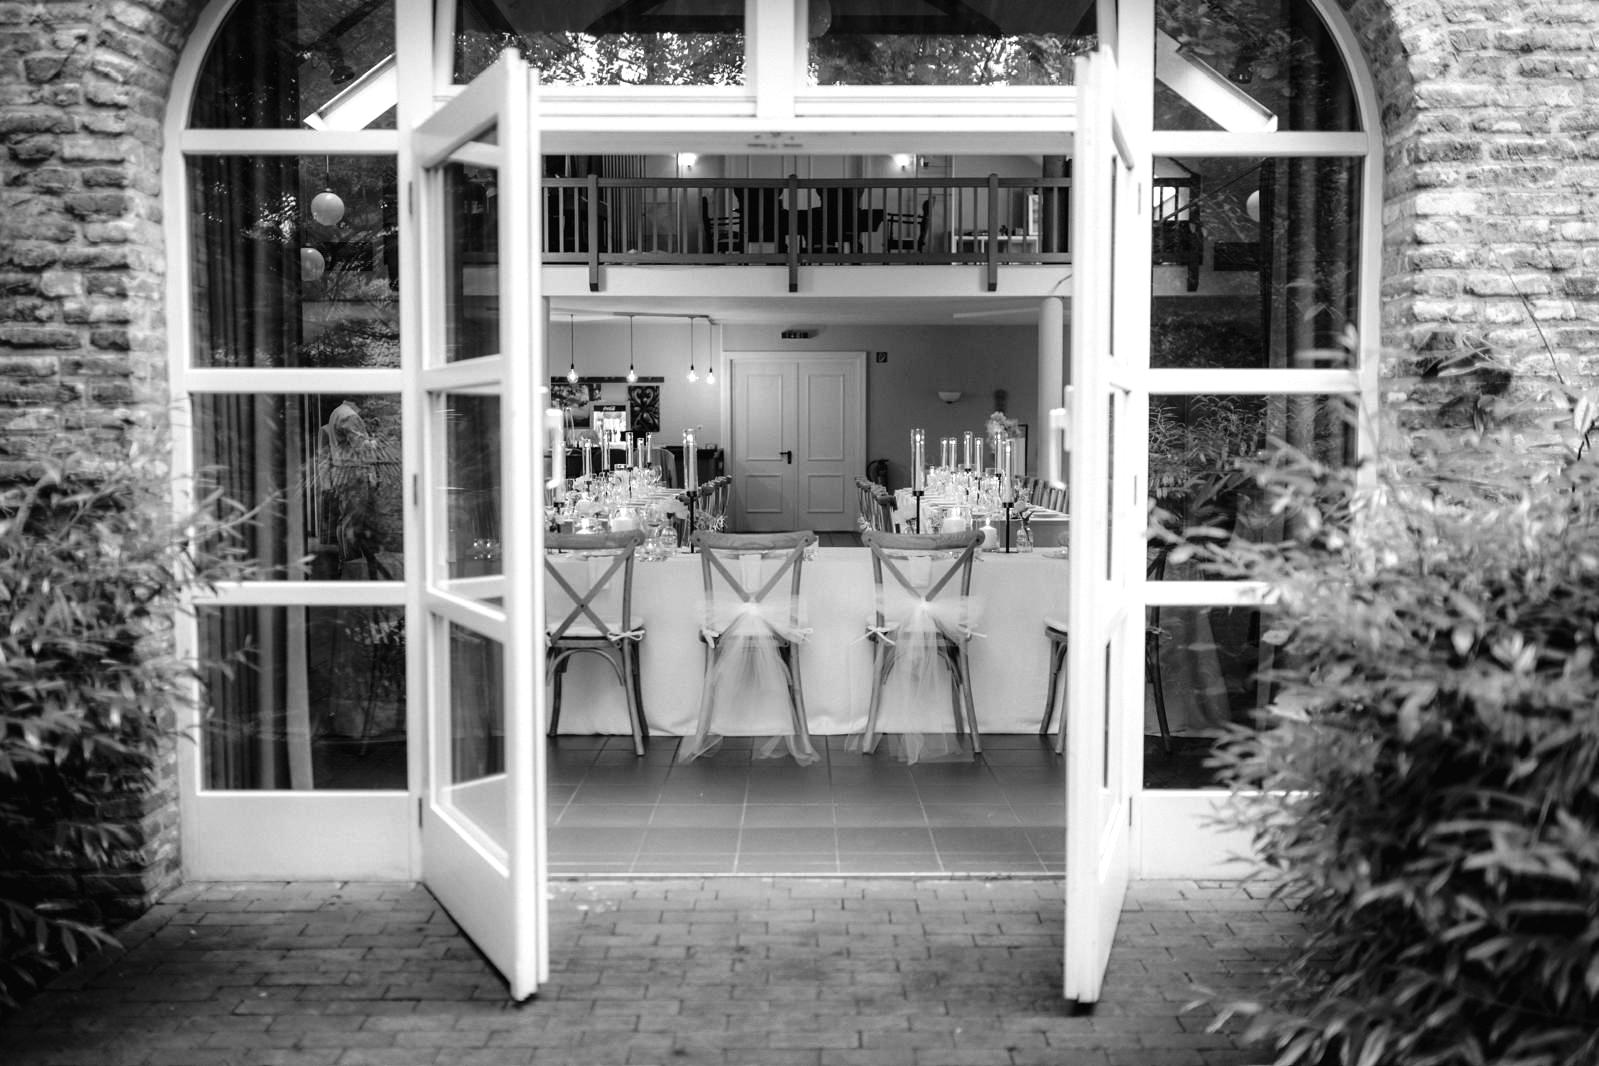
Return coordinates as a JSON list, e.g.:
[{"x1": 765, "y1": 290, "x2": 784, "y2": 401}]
[{"x1": 548, "y1": 733, "x2": 1067, "y2": 876}]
